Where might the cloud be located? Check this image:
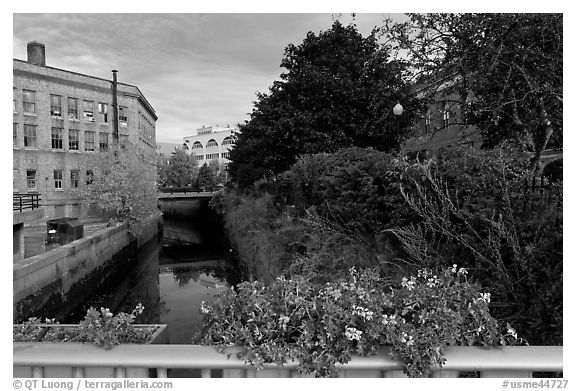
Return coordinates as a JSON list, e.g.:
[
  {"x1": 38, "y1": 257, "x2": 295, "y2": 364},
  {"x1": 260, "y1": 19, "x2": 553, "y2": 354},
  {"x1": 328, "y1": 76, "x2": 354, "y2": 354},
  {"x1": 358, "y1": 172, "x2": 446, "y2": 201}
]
[{"x1": 13, "y1": 13, "x2": 402, "y2": 142}]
